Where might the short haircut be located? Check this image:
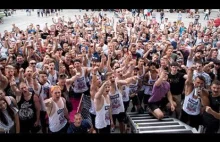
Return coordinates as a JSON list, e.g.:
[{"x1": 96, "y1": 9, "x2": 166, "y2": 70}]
[
  {"x1": 211, "y1": 80, "x2": 220, "y2": 86},
  {"x1": 38, "y1": 70, "x2": 47, "y2": 75},
  {"x1": 5, "y1": 65, "x2": 15, "y2": 70},
  {"x1": 195, "y1": 61, "x2": 203, "y2": 66},
  {"x1": 74, "y1": 112, "x2": 82, "y2": 117},
  {"x1": 170, "y1": 62, "x2": 179, "y2": 67},
  {"x1": 72, "y1": 59, "x2": 81, "y2": 64},
  {"x1": 195, "y1": 75, "x2": 206, "y2": 84}
]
